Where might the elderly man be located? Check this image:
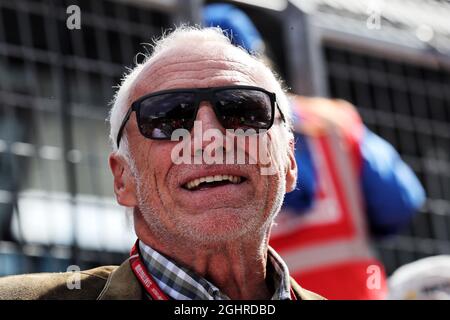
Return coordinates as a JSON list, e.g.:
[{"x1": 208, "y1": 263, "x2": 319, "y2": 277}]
[{"x1": 0, "y1": 27, "x2": 323, "y2": 300}]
